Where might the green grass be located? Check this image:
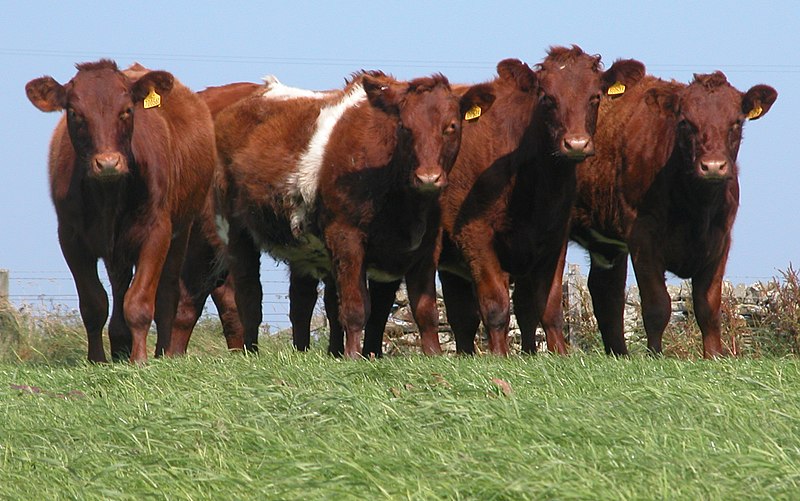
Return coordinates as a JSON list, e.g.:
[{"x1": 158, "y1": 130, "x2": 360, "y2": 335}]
[{"x1": 3, "y1": 345, "x2": 800, "y2": 500}]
